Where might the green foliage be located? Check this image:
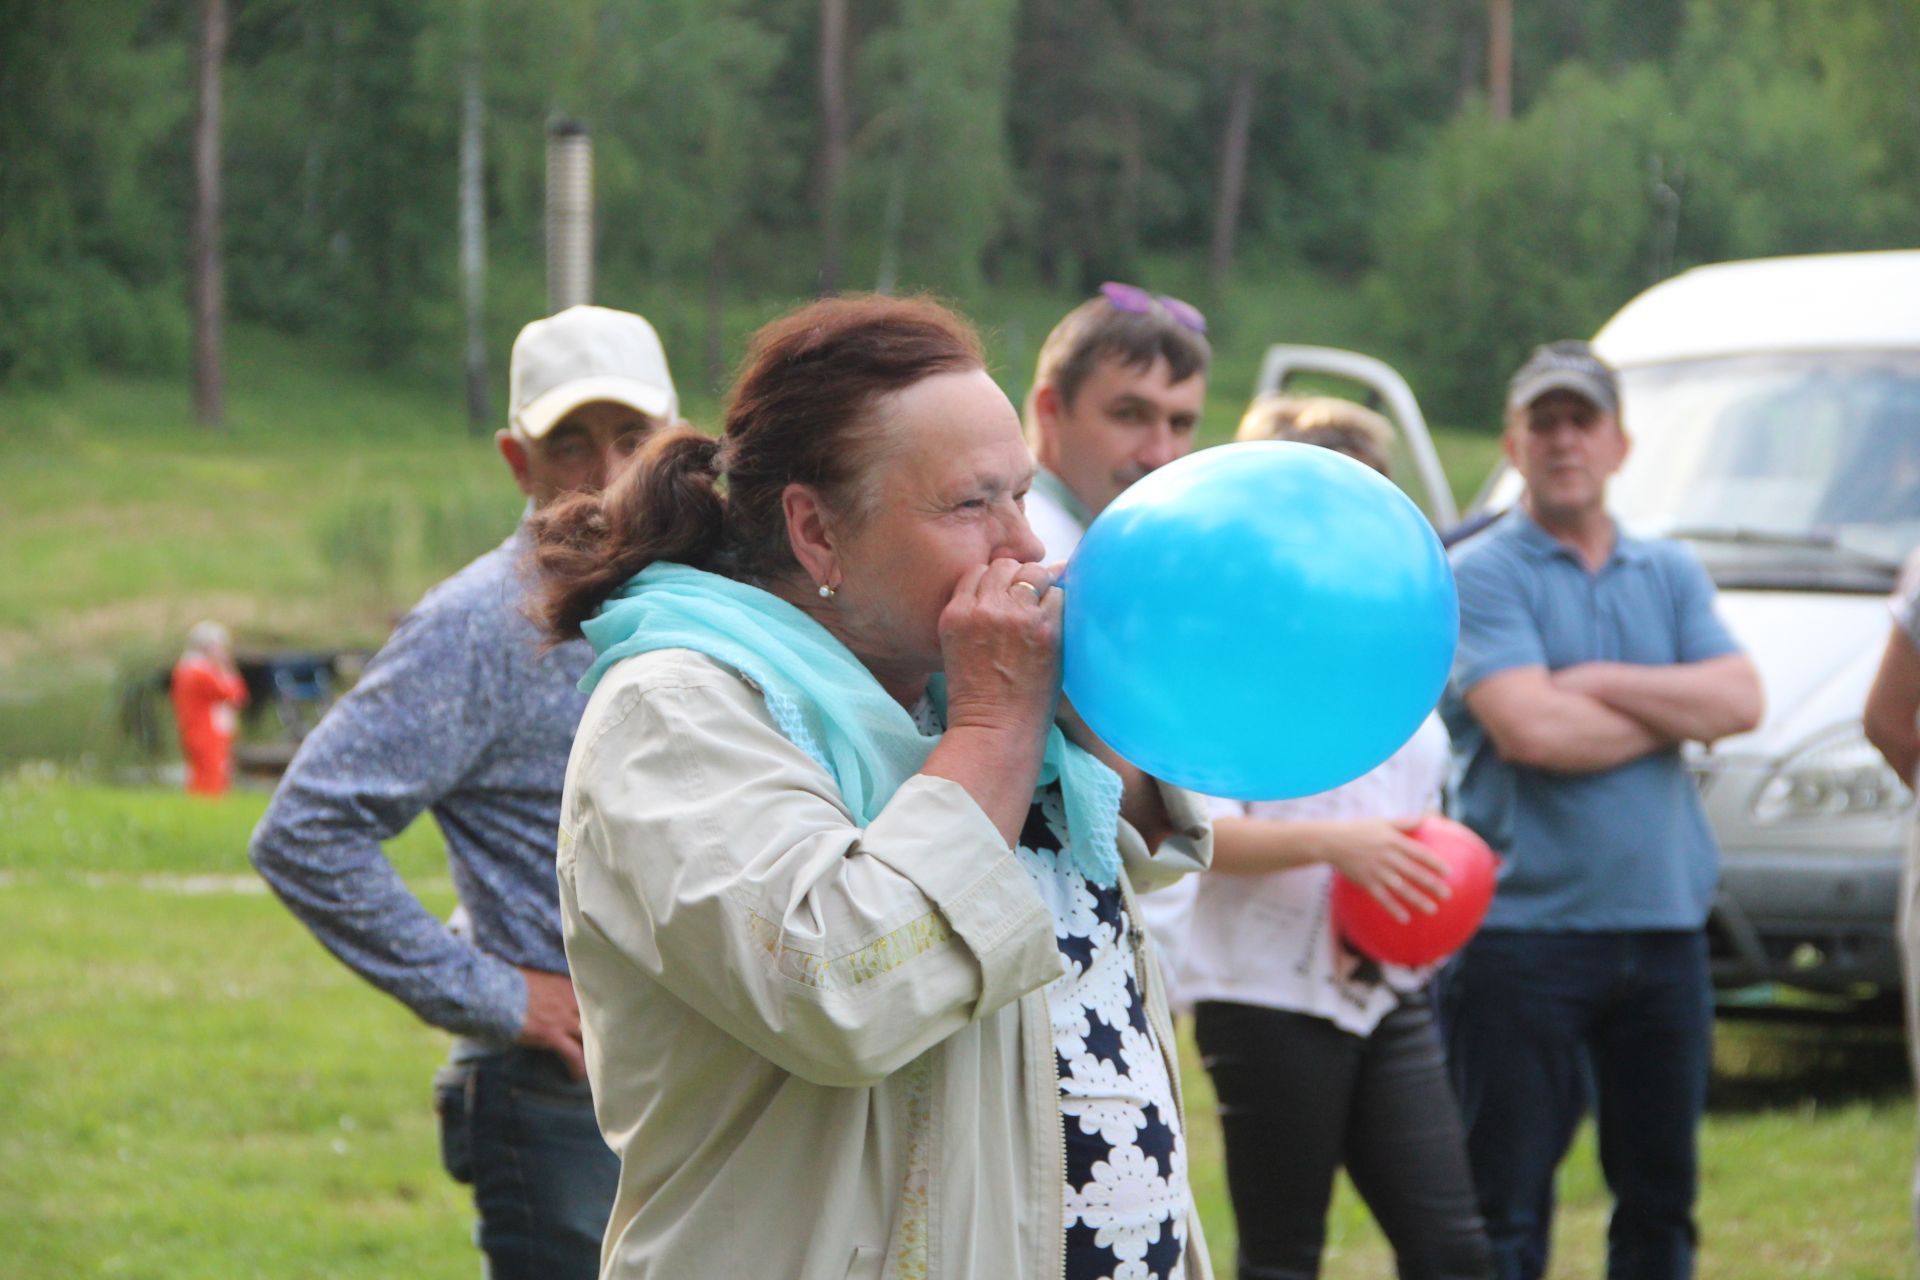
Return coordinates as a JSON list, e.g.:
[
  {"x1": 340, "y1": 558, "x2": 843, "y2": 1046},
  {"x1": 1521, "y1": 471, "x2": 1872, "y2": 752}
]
[
  {"x1": 1665, "y1": 3, "x2": 1906, "y2": 261},
  {"x1": 1369, "y1": 67, "x2": 1671, "y2": 423},
  {"x1": 1185, "y1": 0, "x2": 1472, "y2": 273},
  {"x1": 1704, "y1": 0, "x2": 1920, "y2": 240},
  {"x1": 1008, "y1": 0, "x2": 1208, "y2": 289},
  {"x1": 1369, "y1": 1, "x2": 1909, "y2": 424},
  {"x1": 853, "y1": 0, "x2": 1018, "y2": 296},
  {"x1": 3, "y1": 0, "x2": 1916, "y2": 423},
  {"x1": 0, "y1": 2, "x2": 190, "y2": 381},
  {"x1": 221, "y1": 0, "x2": 459, "y2": 366}
]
